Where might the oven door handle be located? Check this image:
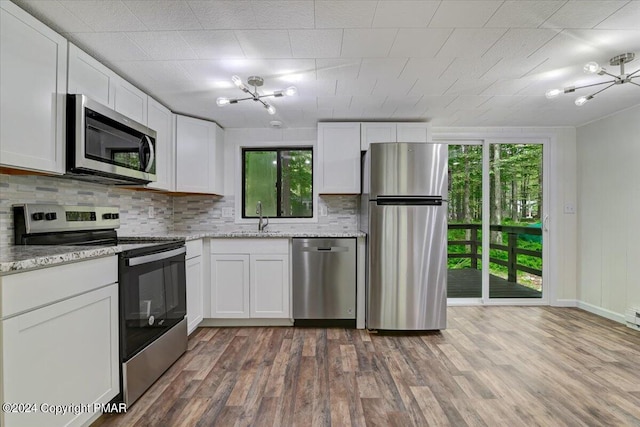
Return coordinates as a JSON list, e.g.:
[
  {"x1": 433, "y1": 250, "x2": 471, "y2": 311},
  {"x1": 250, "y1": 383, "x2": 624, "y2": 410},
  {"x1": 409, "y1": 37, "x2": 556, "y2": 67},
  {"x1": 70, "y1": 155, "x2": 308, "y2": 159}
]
[{"x1": 126, "y1": 247, "x2": 186, "y2": 266}]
